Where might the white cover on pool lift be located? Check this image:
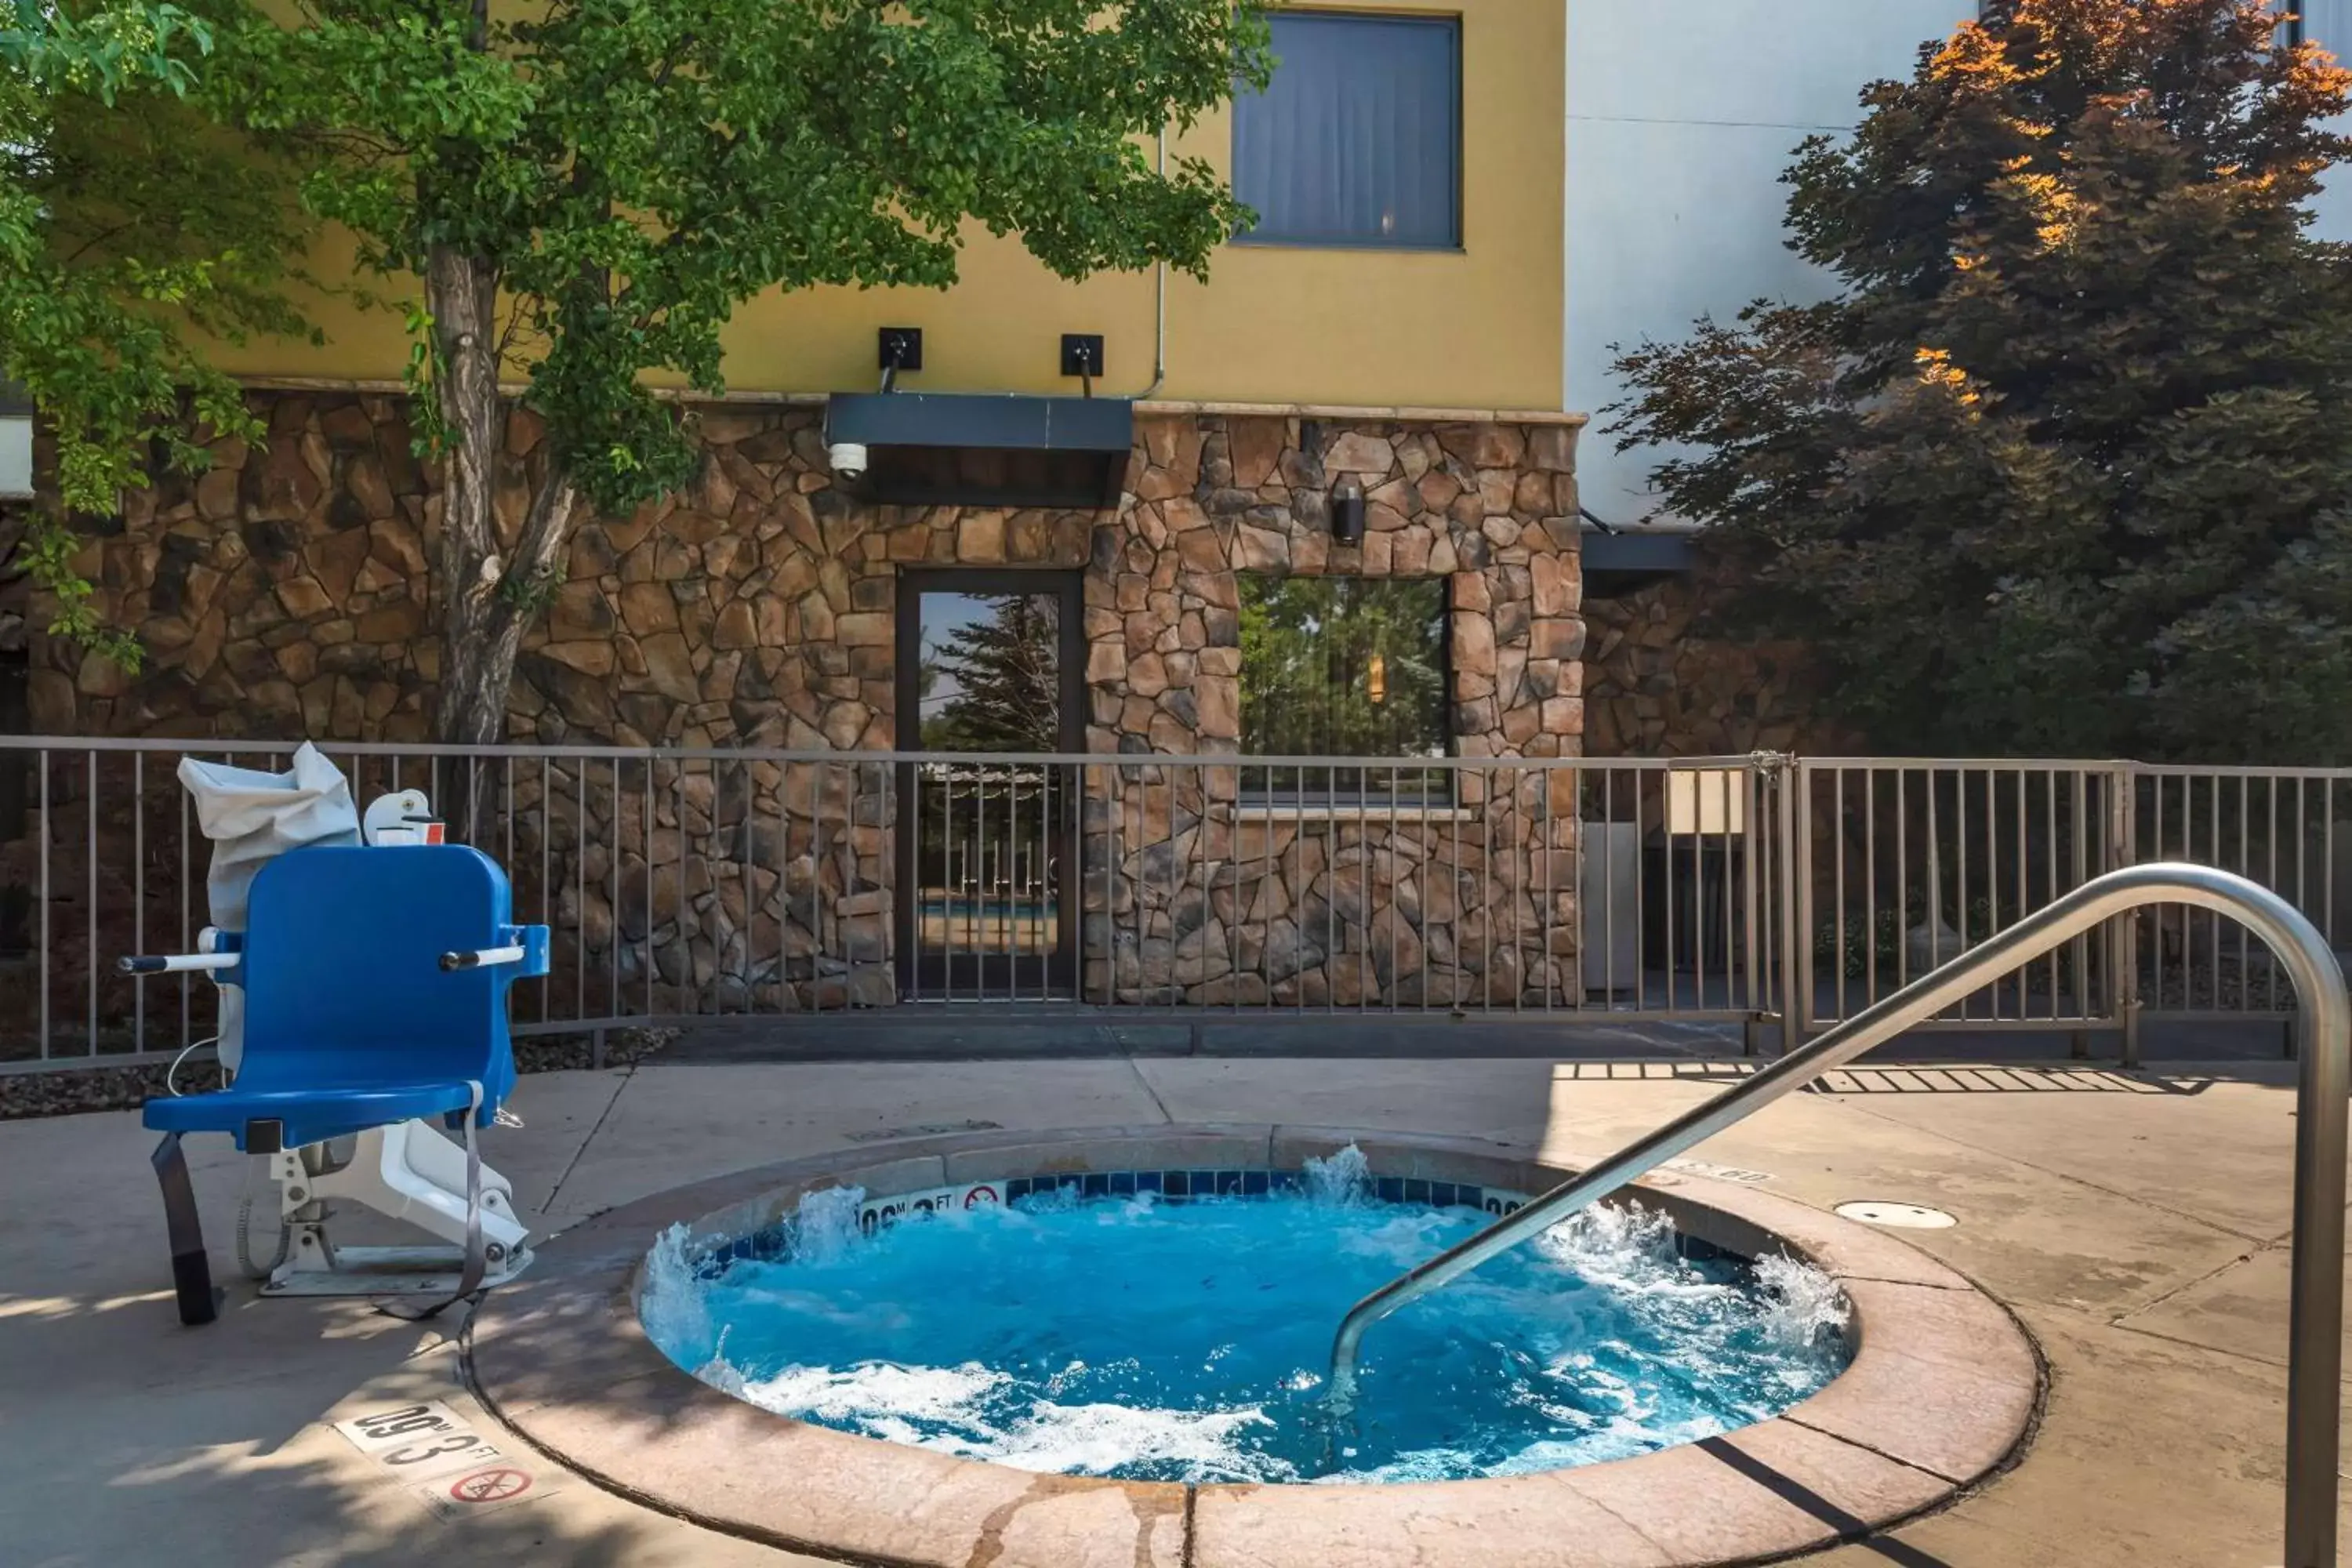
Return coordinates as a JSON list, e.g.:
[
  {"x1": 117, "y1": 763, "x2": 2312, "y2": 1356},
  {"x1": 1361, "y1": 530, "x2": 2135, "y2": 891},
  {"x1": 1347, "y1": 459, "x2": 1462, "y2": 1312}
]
[{"x1": 176, "y1": 743, "x2": 359, "y2": 1071}]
